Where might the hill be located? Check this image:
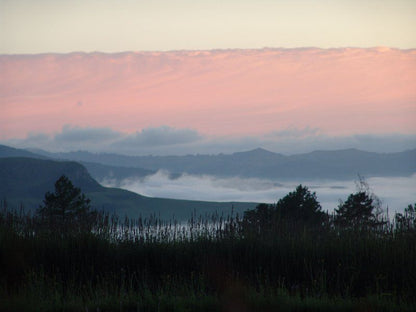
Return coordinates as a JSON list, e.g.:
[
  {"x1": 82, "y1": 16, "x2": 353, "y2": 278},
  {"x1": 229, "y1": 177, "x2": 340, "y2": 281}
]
[
  {"x1": 79, "y1": 161, "x2": 155, "y2": 184},
  {"x1": 0, "y1": 157, "x2": 255, "y2": 219},
  {"x1": 0, "y1": 144, "x2": 47, "y2": 159},
  {"x1": 1, "y1": 144, "x2": 155, "y2": 184}
]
